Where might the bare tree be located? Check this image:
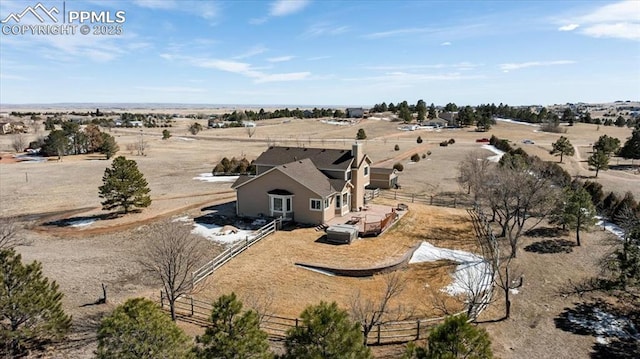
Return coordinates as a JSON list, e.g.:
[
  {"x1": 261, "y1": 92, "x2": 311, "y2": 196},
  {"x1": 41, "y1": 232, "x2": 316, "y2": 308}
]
[
  {"x1": 241, "y1": 289, "x2": 275, "y2": 325},
  {"x1": 246, "y1": 126, "x2": 256, "y2": 138},
  {"x1": 349, "y1": 271, "x2": 408, "y2": 344},
  {"x1": 483, "y1": 157, "x2": 560, "y2": 258},
  {"x1": 0, "y1": 217, "x2": 27, "y2": 250},
  {"x1": 457, "y1": 151, "x2": 492, "y2": 199},
  {"x1": 140, "y1": 222, "x2": 206, "y2": 321},
  {"x1": 11, "y1": 134, "x2": 27, "y2": 153}
]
